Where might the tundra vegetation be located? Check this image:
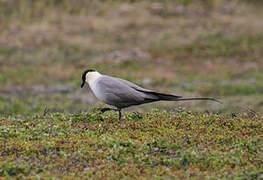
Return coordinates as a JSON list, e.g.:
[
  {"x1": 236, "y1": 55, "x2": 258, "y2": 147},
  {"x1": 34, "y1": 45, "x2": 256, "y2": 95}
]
[{"x1": 0, "y1": 0, "x2": 263, "y2": 179}]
